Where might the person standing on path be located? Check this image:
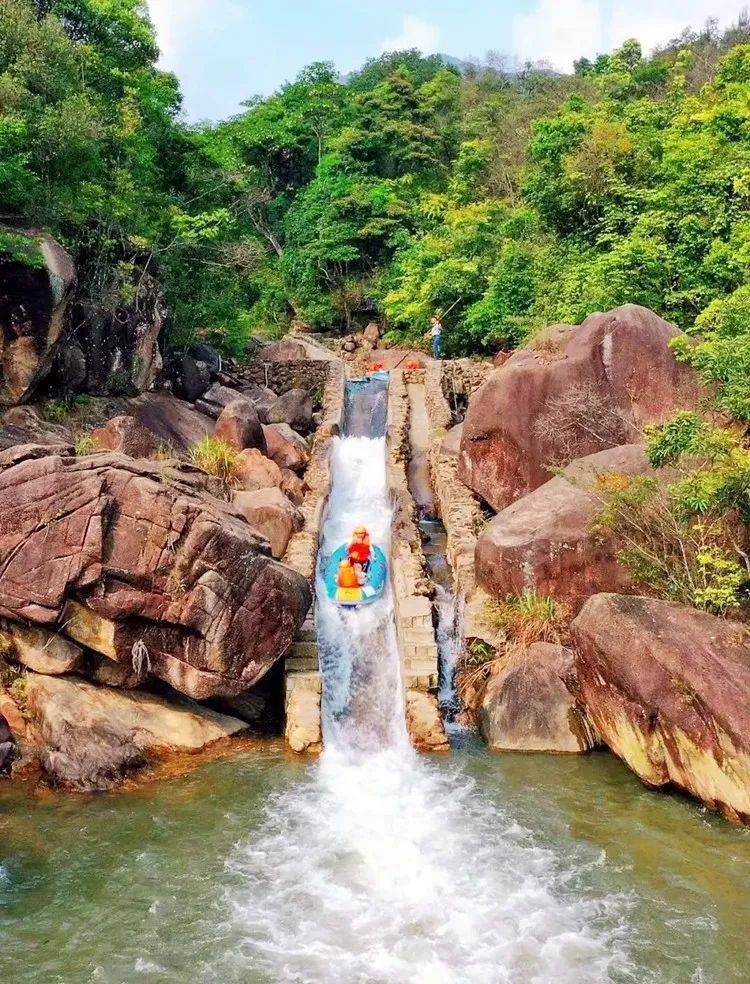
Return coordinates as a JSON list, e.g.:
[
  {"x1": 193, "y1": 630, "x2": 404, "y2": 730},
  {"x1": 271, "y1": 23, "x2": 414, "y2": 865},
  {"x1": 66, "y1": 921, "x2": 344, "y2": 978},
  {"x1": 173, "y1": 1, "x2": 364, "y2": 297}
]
[{"x1": 425, "y1": 315, "x2": 443, "y2": 359}]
